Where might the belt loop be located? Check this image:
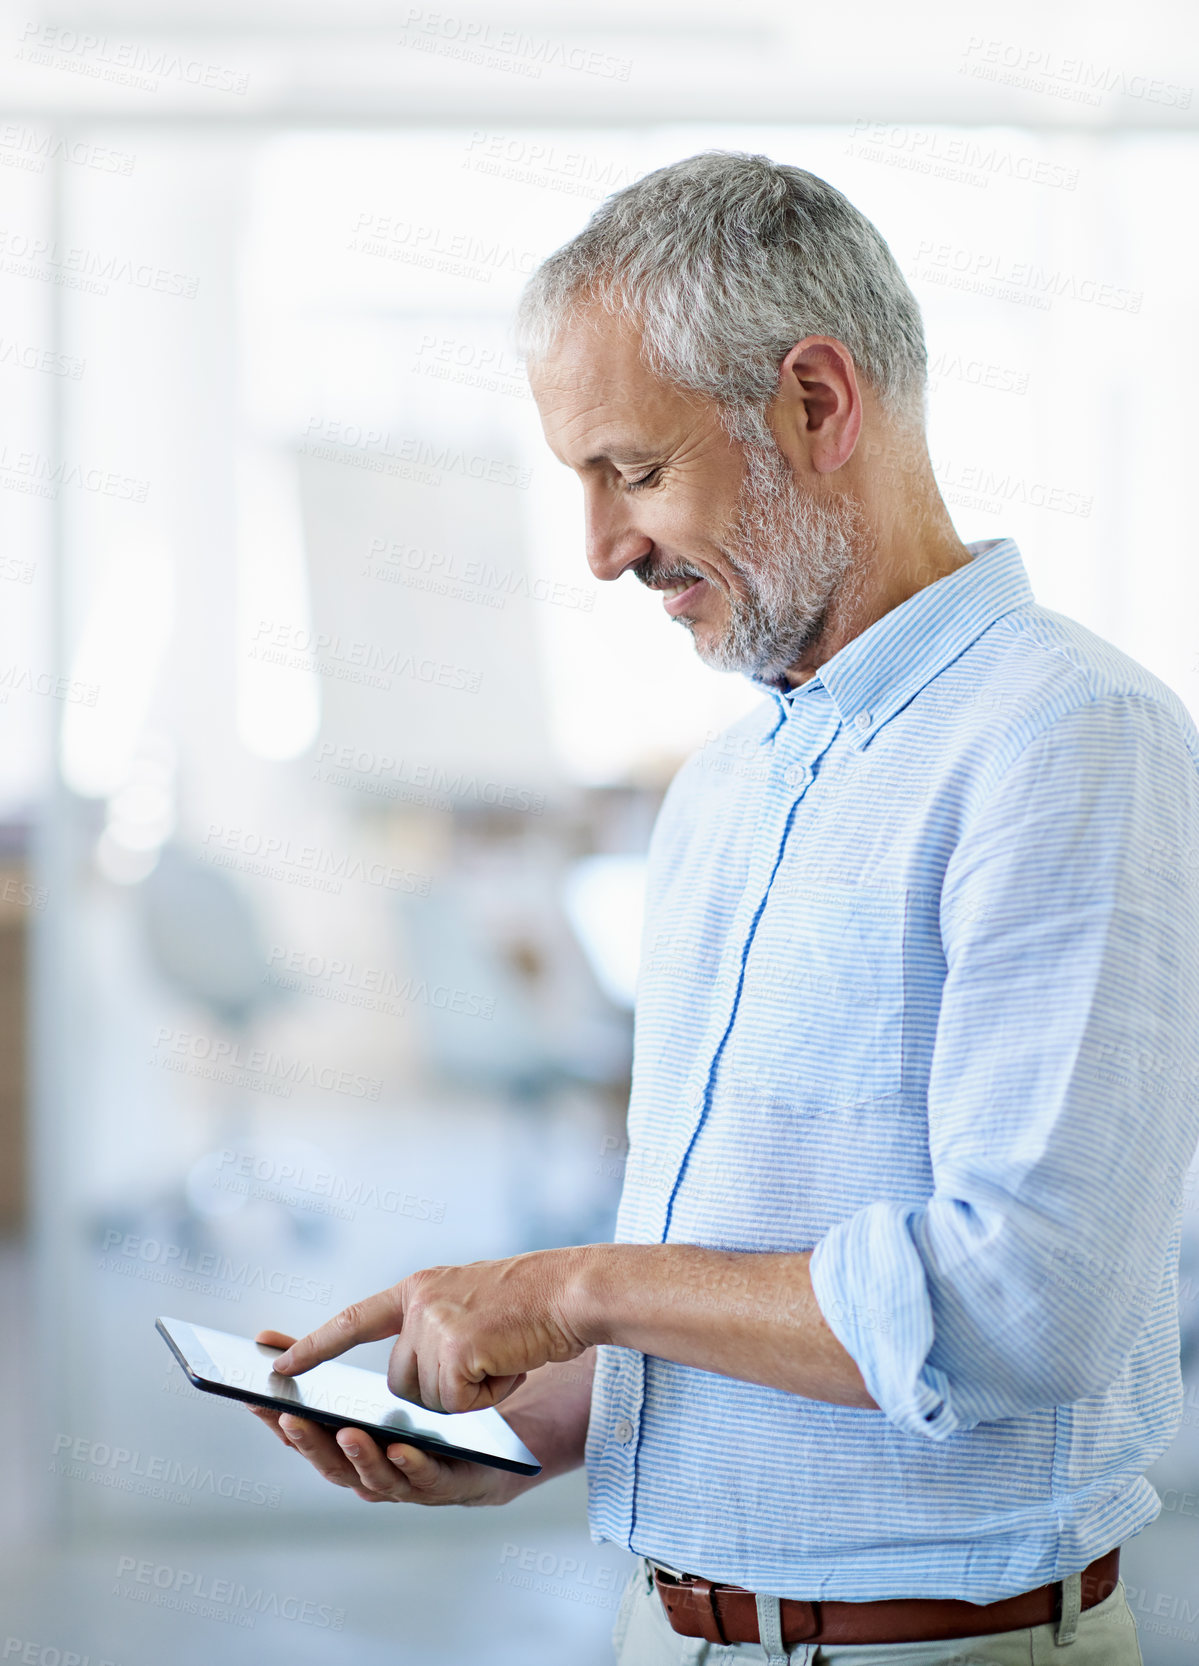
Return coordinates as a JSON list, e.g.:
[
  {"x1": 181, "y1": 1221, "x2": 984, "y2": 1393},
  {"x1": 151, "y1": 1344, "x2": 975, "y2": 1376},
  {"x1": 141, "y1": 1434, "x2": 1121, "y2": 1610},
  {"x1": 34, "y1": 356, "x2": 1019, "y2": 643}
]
[
  {"x1": 1054, "y1": 1571, "x2": 1081, "y2": 1646},
  {"x1": 754, "y1": 1592, "x2": 790, "y2": 1666}
]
